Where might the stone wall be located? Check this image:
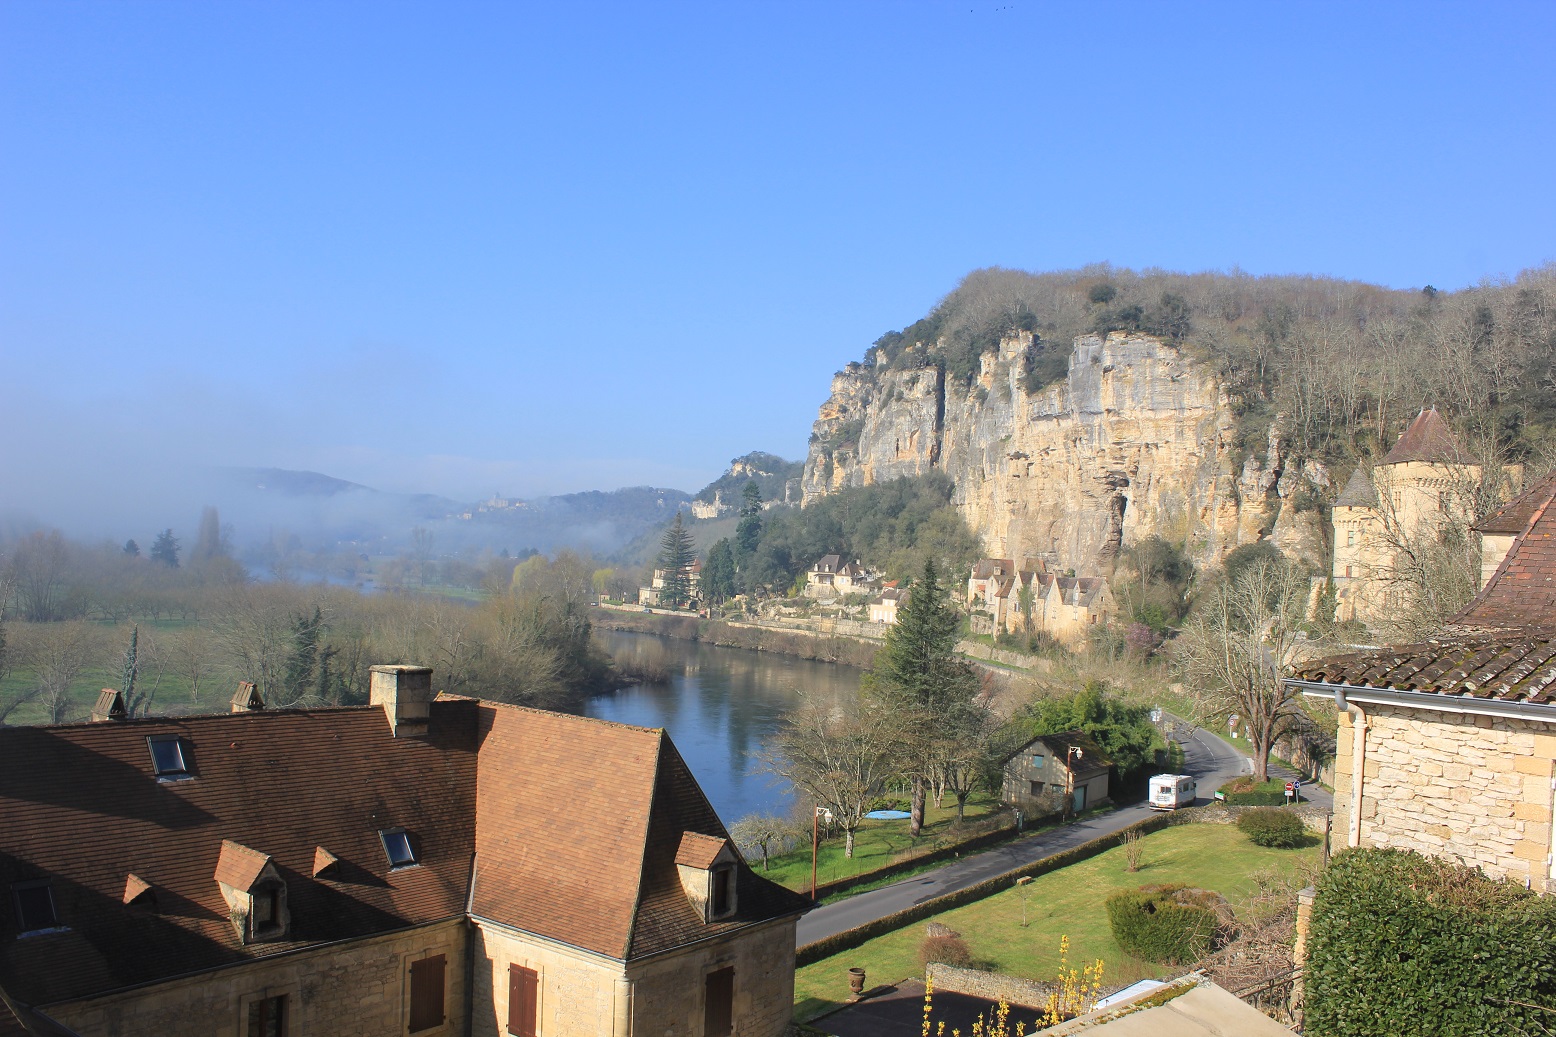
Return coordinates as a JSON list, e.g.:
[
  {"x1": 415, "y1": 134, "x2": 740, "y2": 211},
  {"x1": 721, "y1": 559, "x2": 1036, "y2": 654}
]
[
  {"x1": 469, "y1": 915, "x2": 797, "y2": 1037},
  {"x1": 1334, "y1": 705, "x2": 1556, "y2": 890},
  {"x1": 925, "y1": 963, "x2": 1055, "y2": 1010},
  {"x1": 1191, "y1": 801, "x2": 1330, "y2": 832},
  {"x1": 45, "y1": 918, "x2": 467, "y2": 1037}
]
